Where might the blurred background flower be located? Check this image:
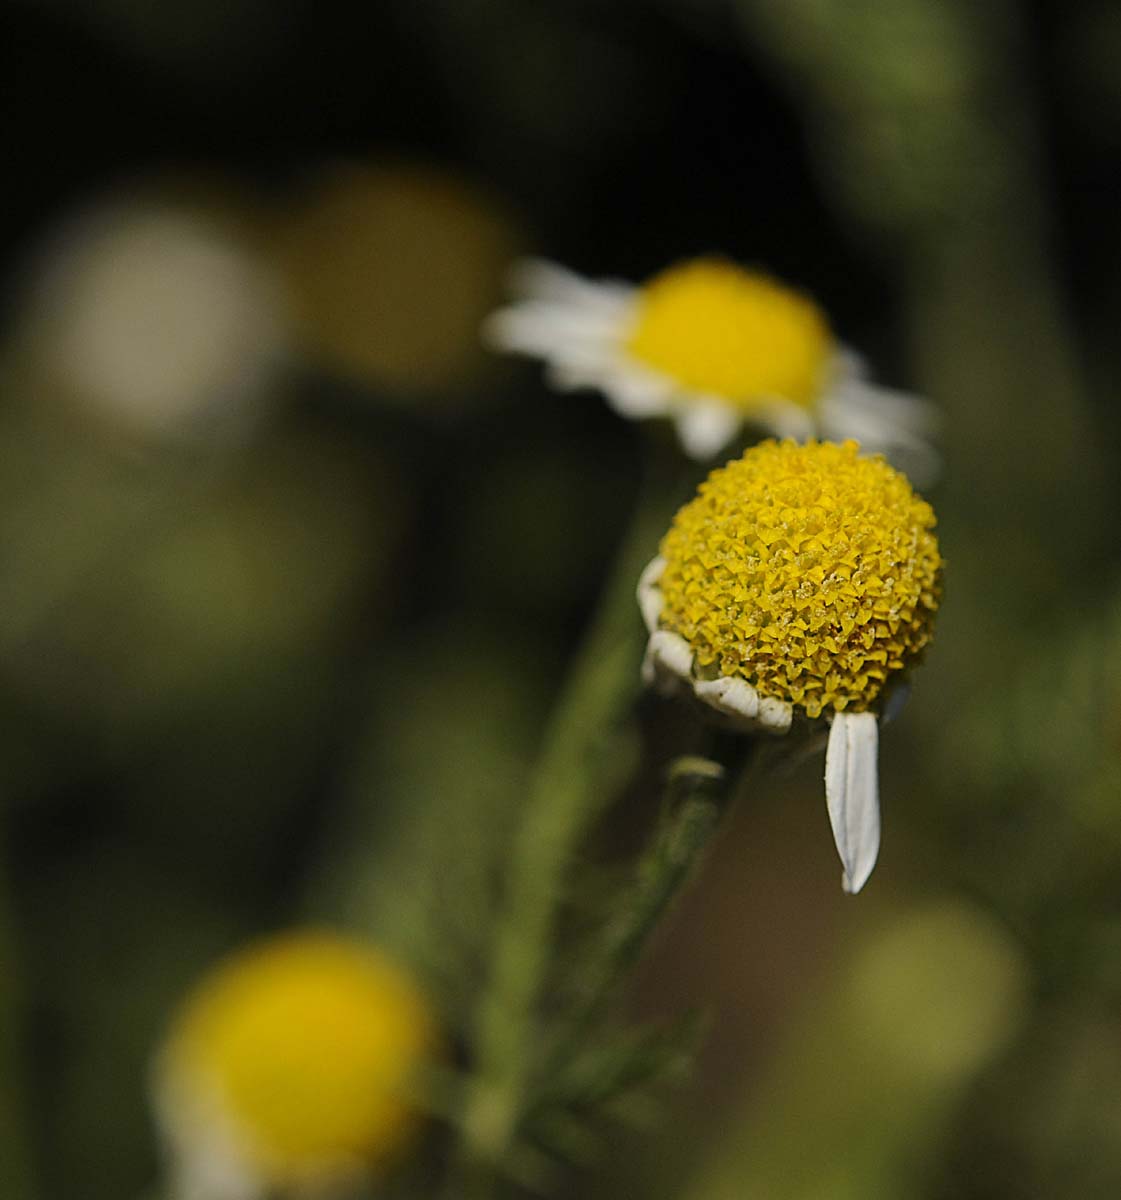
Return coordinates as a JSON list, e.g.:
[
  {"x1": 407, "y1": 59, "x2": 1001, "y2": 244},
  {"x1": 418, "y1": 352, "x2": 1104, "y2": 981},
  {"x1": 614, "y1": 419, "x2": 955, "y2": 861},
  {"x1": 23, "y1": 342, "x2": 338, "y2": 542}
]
[
  {"x1": 276, "y1": 162, "x2": 522, "y2": 406},
  {"x1": 154, "y1": 930, "x2": 439, "y2": 1199},
  {"x1": 486, "y1": 257, "x2": 940, "y2": 475},
  {"x1": 1, "y1": 1, "x2": 1119, "y2": 1198},
  {"x1": 15, "y1": 189, "x2": 289, "y2": 447}
]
